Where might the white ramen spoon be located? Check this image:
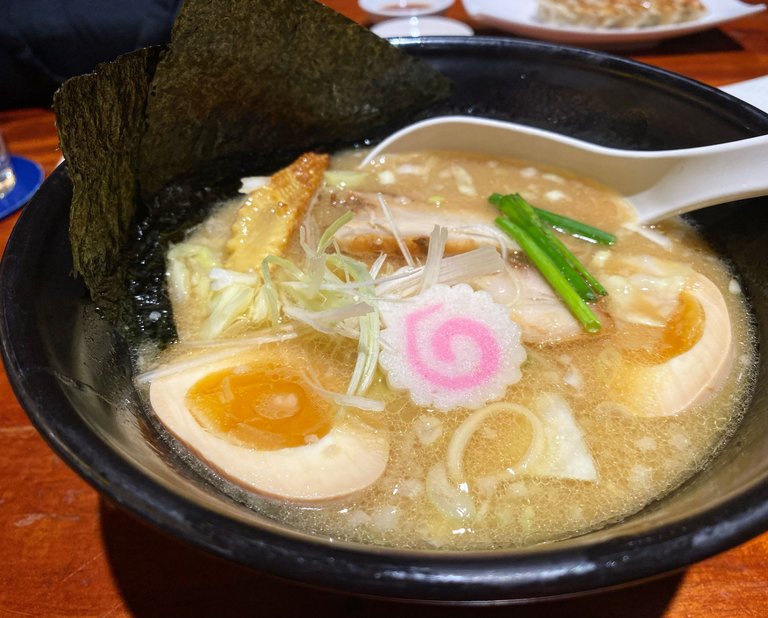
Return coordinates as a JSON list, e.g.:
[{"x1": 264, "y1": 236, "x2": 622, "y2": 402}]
[{"x1": 360, "y1": 116, "x2": 768, "y2": 224}]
